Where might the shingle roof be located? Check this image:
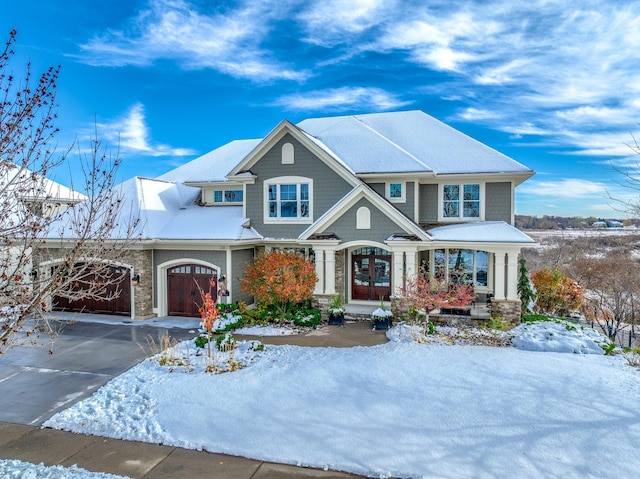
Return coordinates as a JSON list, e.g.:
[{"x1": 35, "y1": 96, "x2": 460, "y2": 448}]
[{"x1": 297, "y1": 110, "x2": 532, "y2": 175}]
